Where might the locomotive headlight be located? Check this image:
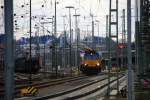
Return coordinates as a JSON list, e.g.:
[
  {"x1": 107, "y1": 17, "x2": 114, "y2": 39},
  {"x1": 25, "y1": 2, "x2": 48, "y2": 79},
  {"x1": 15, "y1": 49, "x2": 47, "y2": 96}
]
[
  {"x1": 84, "y1": 64, "x2": 87, "y2": 66},
  {"x1": 97, "y1": 63, "x2": 100, "y2": 66}
]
